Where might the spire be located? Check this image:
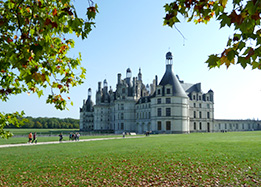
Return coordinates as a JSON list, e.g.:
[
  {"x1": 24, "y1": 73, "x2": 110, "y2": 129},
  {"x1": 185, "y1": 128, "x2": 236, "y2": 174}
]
[
  {"x1": 86, "y1": 88, "x2": 94, "y2": 112},
  {"x1": 138, "y1": 68, "x2": 142, "y2": 81},
  {"x1": 88, "y1": 88, "x2": 92, "y2": 98},
  {"x1": 159, "y1": 51, "x2": 187, "y2": 98}
]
